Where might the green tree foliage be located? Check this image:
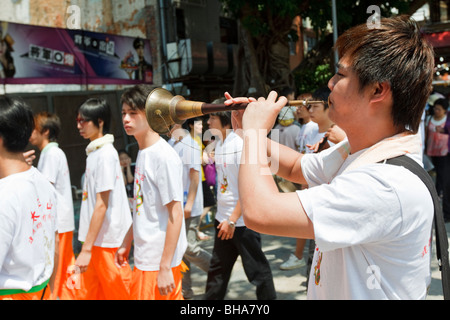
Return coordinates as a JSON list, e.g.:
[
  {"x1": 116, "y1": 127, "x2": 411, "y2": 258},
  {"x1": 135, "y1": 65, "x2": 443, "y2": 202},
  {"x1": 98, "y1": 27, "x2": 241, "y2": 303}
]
[
  {"x1": 296, "y1": 63, "x2": 333, "y2": 94},
  {"x1": 220, "y1": 0, "x2": 417, "y2": 96}
]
